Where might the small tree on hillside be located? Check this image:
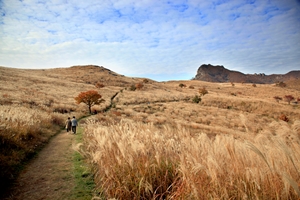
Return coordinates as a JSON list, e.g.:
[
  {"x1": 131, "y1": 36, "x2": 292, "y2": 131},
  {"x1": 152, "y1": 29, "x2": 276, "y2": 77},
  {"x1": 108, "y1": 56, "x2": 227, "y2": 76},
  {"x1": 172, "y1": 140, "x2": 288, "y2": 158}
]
[
  {"x1": 284, "y1": 95, "x2": 295, "y2": 105},
  {"x1": 75, "y1": 90, "x2": 104, "y2": 114}
]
